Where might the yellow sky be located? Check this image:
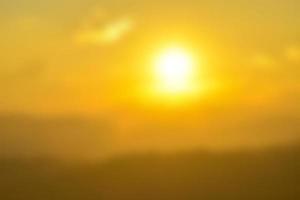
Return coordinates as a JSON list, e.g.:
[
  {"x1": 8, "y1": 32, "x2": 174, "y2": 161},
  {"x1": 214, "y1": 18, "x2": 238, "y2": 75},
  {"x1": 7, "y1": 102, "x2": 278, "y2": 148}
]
[{"x1": 0, "y1": 0, "x2": 299, "y2": 156}]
